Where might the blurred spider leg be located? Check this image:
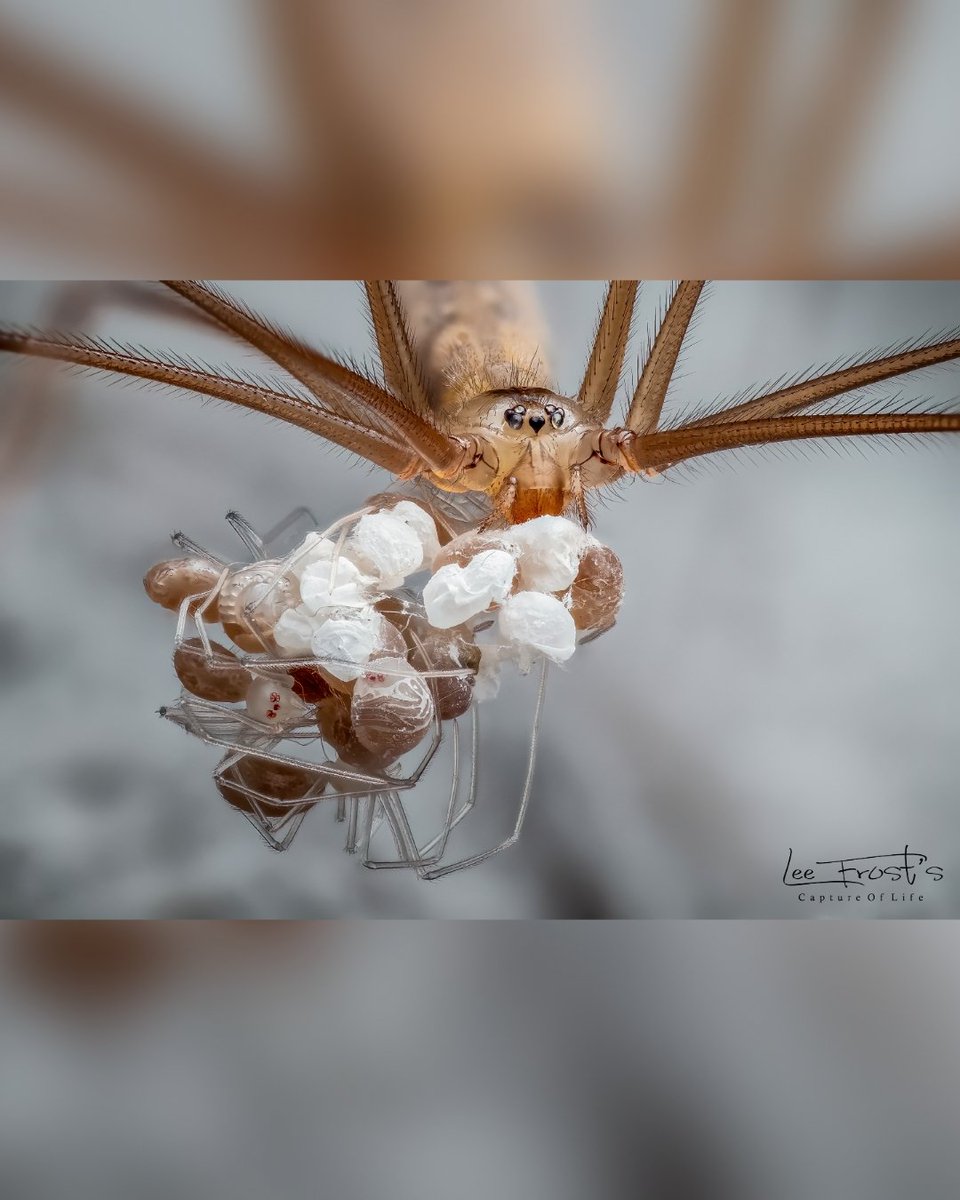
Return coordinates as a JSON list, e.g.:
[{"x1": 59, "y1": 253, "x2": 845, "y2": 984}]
[
  {"x1": 336, "y1": 794, "x2": 347, "y2": 822},
  {"x1": 763, "y1": 0, "x2": 903, "y2": 261},
  {"x1": 421, "y1": 660, "x2": 549, "y2": 880},
  {"x1": 660, "y1": 0, "x2": 778, "y2": 251},
  {"x1": 0, "y1": 28, "x2": 253, "y2": 206}
]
